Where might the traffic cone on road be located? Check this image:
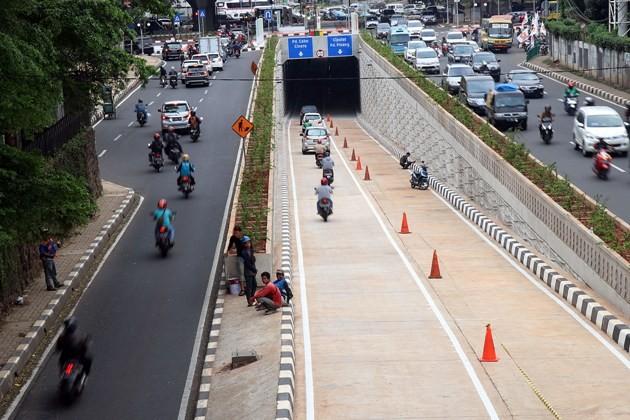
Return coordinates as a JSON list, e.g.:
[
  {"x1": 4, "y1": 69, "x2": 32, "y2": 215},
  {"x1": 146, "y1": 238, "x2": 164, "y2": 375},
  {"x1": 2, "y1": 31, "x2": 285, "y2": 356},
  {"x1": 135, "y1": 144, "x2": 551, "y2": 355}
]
[
  {"x1": 330, "y1": 118, "x2": 334, "y2": 128},
  {"x1": 364, "y1": 166, "x2": 371, "y2": 181},
  {"x1": 326, "y1": 114, "x2": 331, "y2": 122},
  {"x1": 343, "y1": 137, "x2": 348, "y2": 148},
  {"x1": 335, "y1": 127, "x2": 339, "y2": 136},
  {"x1": 350, "y1": 149, "x2": 356, "y2": 161},
  {"x1": 400, "y1": 212, "x2": 410, "y2": 234},
  {"x1": 428, "y1": 250, "x2": 442, "y2": 279},
  {"x1": 356, "y1": 156, "x2": 362, "y2": 170},
  {"x1": 480, "y1": 324, "x2": 499, "y2": 362}
]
